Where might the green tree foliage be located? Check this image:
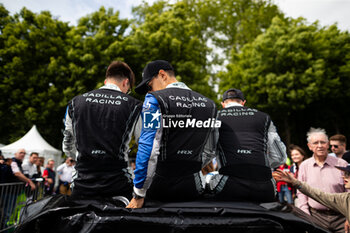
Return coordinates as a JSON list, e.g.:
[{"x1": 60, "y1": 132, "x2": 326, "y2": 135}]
[
  {"x1": 130, "y1": 0, "x2": 282, "y2": 98},
  {"x1": 219, "y1": 17, "x2": 350, "y2": 144},
  {"x1": 0, "y1": 6, "x2": 135, "y2": 147},
  {"x1": 192, "y1": 0, "x2": 283, "y2": 54},
  {"x1": 128, "y1": 0, "x2": 215, "y2": 98},
  {"x1": 65, "y1": 6, "x2": 131, "y2": 98},
  {"x1": 0, "y1": 6, "x2": 71, "y2": 145},
  {"x1": 134, "y1": 0, "x2": 281, "y2": 55}
]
